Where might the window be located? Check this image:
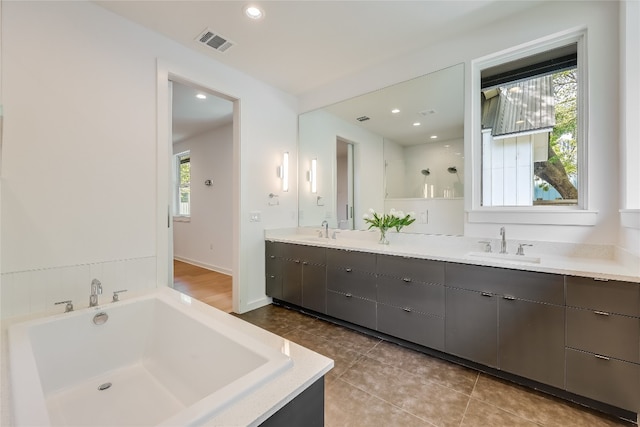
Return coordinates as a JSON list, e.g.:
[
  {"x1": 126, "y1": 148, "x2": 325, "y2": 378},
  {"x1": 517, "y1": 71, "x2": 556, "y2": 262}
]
[
  {"x1": 480, "y1": 44, "x2": 579, "y2": 207},
  {"x1": 175, "y1": 151, "x2": 191, "y2": 216}
]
